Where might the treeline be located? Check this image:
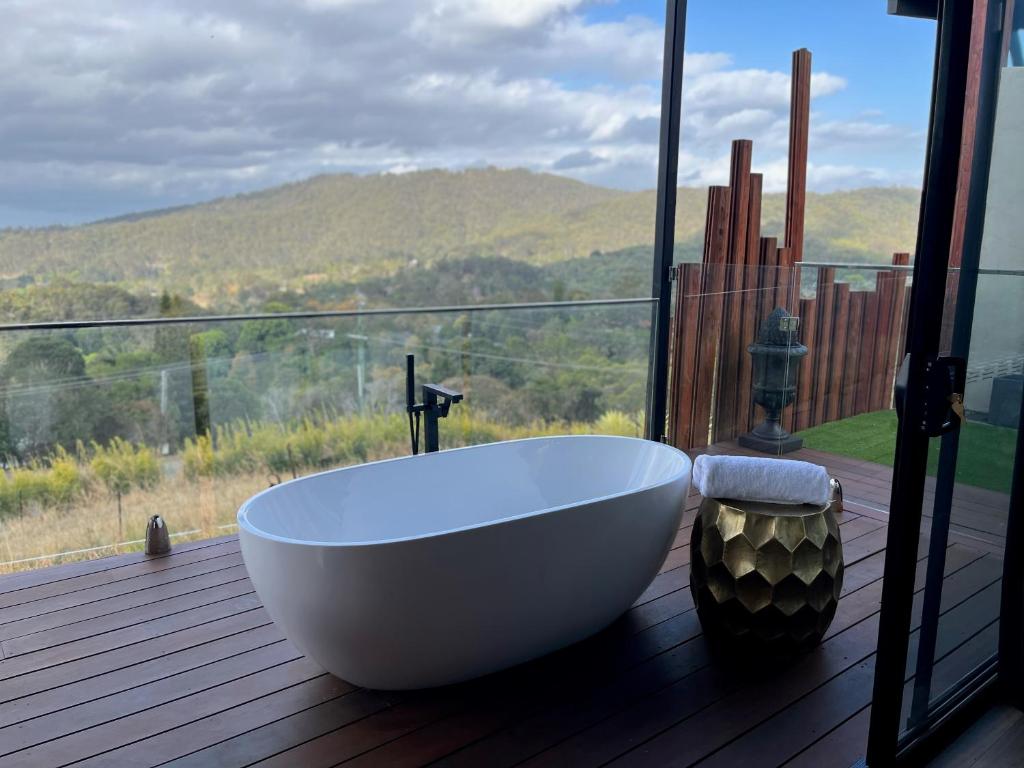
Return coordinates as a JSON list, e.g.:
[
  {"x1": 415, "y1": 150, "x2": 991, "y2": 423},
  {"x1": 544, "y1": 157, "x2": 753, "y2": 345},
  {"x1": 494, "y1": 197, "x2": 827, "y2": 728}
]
[{"x1": 0, "y1": 262, "x2": 650, "y2": 470}]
